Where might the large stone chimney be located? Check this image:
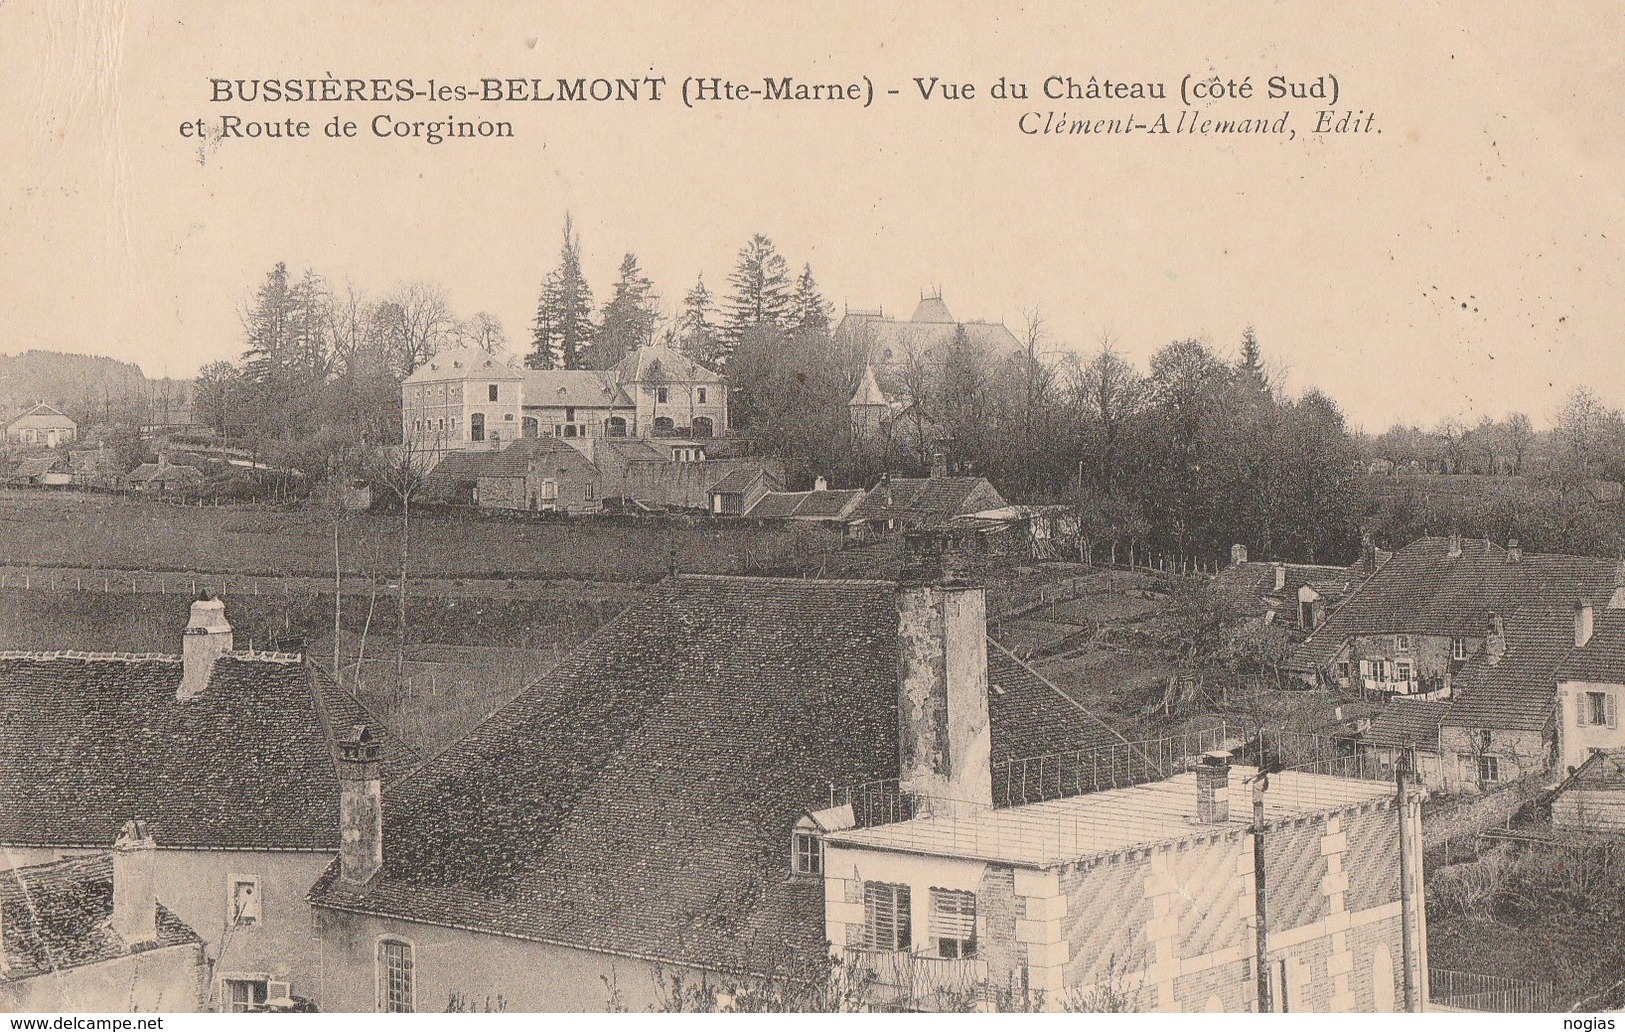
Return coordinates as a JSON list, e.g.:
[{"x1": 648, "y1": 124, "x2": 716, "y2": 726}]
[
  {"x1": 111, "y1": 820, "x2": 158, "y2": 946},
  {"x1": 1231, "y1": 544, "x2": 1248, "y2": 567},
  {"x1": 1195, "y1": 751, "x2": 1231, "y2": 824},
  {"x1": 1575, "y1": 600, "x2": 1595, "y2": 648},
  {"x1": 897, "y1": 532, "x2": 992, "y2": 814},
  {"x1": 1447, "y1": 532, "x2": 1462, "y2": 559},
  {"x1": 337, "y1": 725, "x2": 384, "y2": 888},
  {"x1": 814, "y1": 475, "x2": 829, "y2": 492},
  {"x1": 1506, "y1": 538, "x2": 1523, "y2": 564},
  {"x1": 178, "y1": 592, "x2": 233, "y2": 701}
]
